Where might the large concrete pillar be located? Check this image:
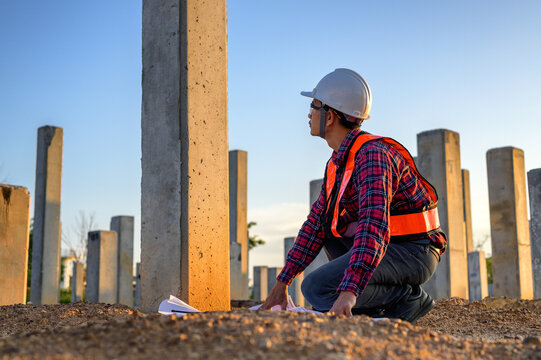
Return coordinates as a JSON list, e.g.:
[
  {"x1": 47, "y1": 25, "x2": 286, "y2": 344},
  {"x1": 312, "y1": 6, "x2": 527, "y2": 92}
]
[
  {"x1": 417, "y1": 129, "x2": 468, "y2": 299},
  {"x1": 284, "y1": 237, "x2": 304, "y2": 306},
  {"x1": 31, "y1": 126, "x2": 63, "y2": 305},
  {"x1": 467, "y1": 251, "x2": 488, "y2": 301},
  {"x1": 229, "y1": 150, "x2": 248, "y2": 299},
  {"x1": 86, "y1": 231, "x2": 118, "y2": 304},
  {"x1": 0, "y1": 185, "x2": 31, "y2": 305},
  {"x1": 110, "y1": 216, "x2": 134, "y2": 306},
  {"x1": 304, "y1": 179, "x2": 329, "y2": 277},
  {"x1": 528, "y1": 169, "x2": 541, "y2": 299},
  {"x1": 141, "y1": 0, "x2": 230, "y2": 312},
  {"x1": 253, "y1": 266, "x2": 268, "y2": 301},
  {"x1": 71, "y1": 261, "x2": 84, "y2": 302},
  {"x1": 487, "y1": 147, "x2": 533, "y2": 299},
  {"x1": 462, "y1": 169, "x2": 474, "y2": 253}
]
